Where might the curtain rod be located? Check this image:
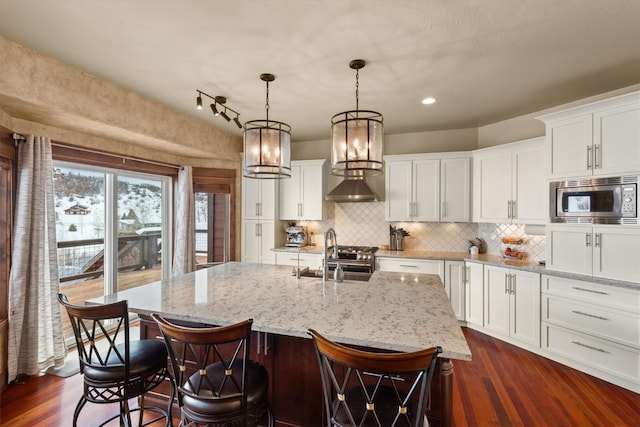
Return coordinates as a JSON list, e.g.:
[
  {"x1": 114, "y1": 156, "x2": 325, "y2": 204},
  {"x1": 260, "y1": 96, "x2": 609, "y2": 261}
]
[
  {"x1": 12, "y1": 133, "x2": 182, "y2": 169},
  {"x1": 51, "y1": 142, "x2": 181, "y2": 170}
]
